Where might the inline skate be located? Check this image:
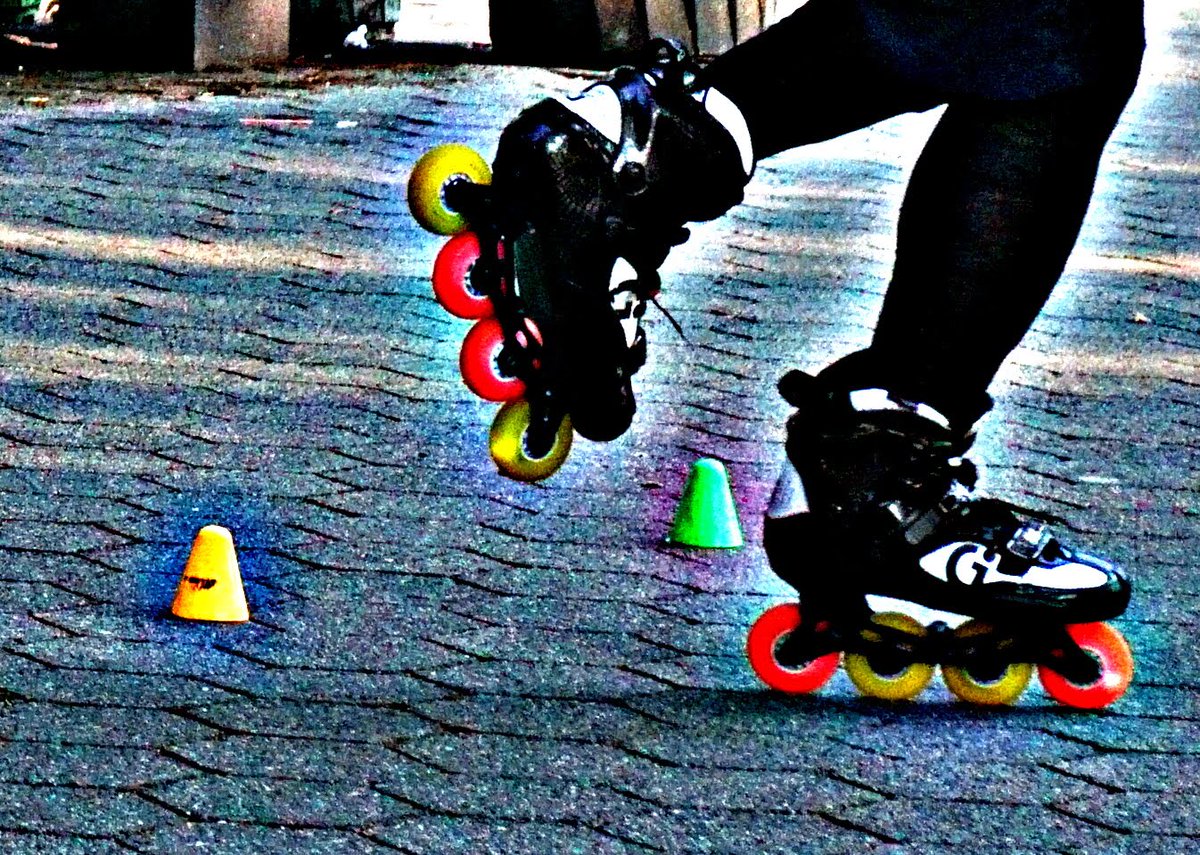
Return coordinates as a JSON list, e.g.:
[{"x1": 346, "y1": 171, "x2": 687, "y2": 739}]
[
  {"x1": 747, "y1": 360, "x2": 1134, "y2": 708},
  {"x1": 408, "y1": 41, "x2": 753, "y2": 480}
]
